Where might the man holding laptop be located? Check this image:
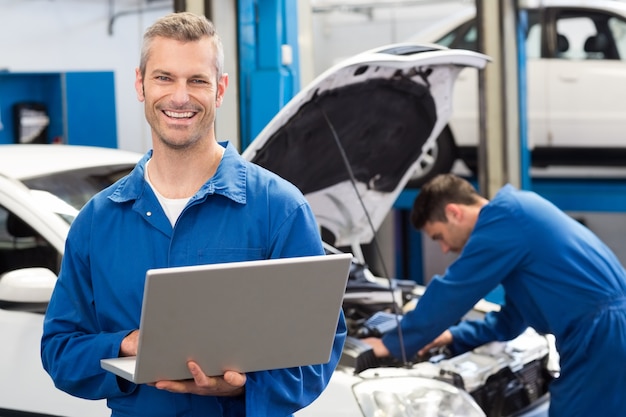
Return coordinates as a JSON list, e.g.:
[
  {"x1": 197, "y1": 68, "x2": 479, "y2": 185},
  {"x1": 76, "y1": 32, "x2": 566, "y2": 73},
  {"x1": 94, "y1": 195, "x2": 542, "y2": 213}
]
[{"x1": 41, "y1": 12, "x2": 347, "y2": 417}]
